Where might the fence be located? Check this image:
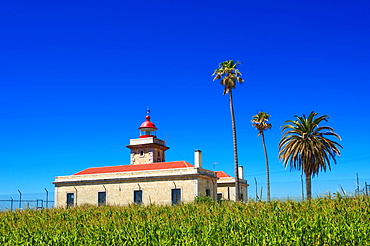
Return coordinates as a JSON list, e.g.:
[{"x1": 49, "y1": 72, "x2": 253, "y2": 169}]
[
  {"x1": 248, "y1": 177, "x2": 370, "y2": 202},
  {"x1": 365, "y1": 182, "x2": 370, "y2": 196},
  {"x1": 0, "y1": 199, "x2": 54, "y2": 211},
  {"x1": 1, "y1": 180, "x2": 368, "y2": 210},
  {"x1": 0, "y1": 189, "x2": 54, "y2": 211}
]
